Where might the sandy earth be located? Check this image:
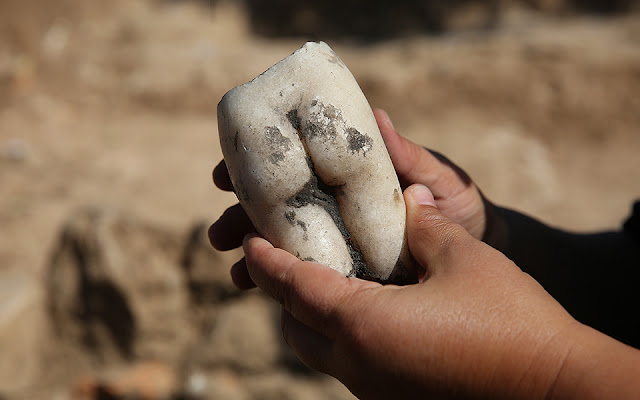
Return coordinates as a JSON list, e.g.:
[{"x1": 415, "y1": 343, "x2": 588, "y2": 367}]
[{"x1": 1, "y1": 0, "x2": 639, "y2": 397}]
